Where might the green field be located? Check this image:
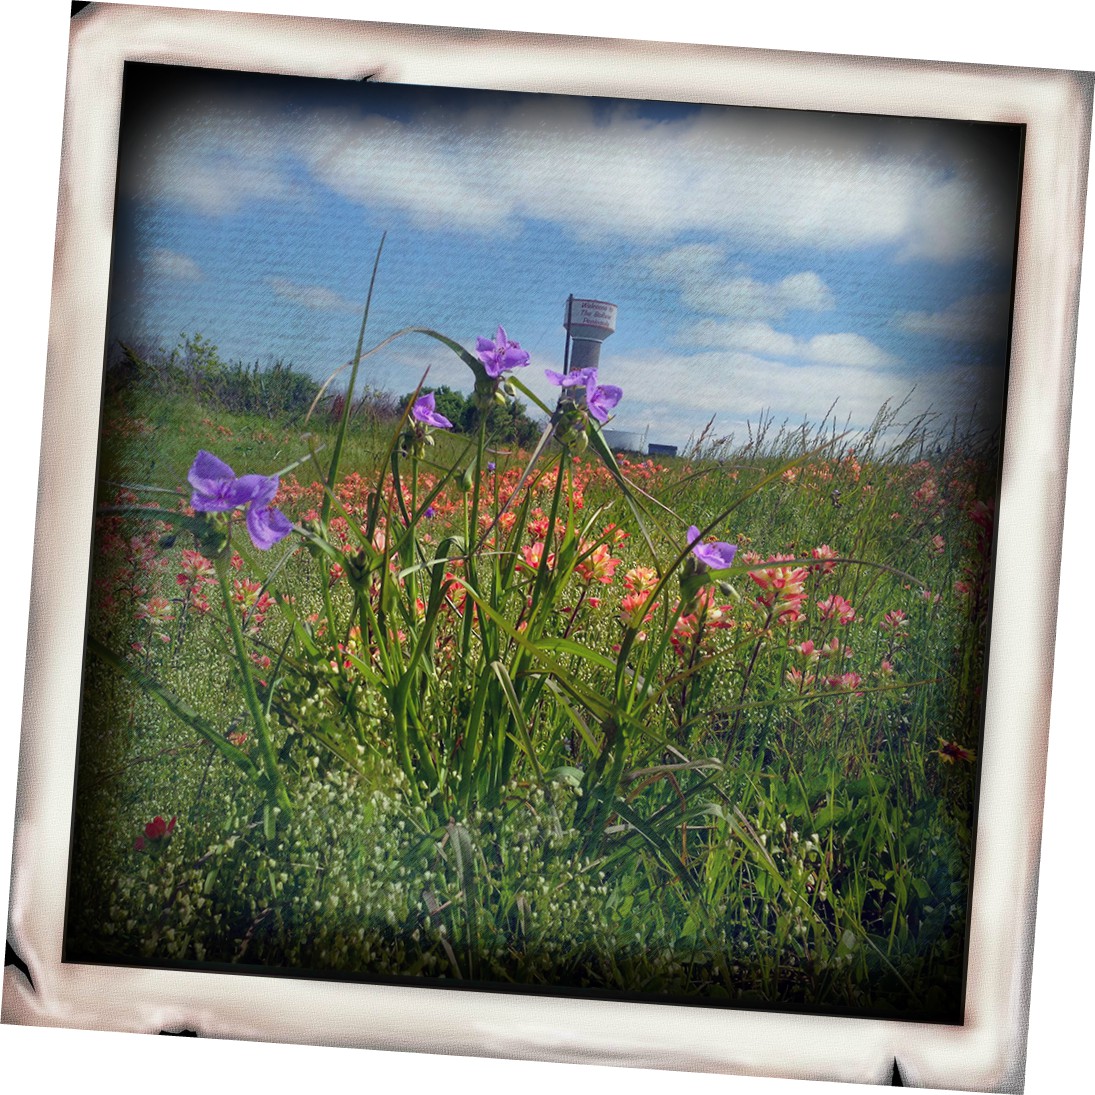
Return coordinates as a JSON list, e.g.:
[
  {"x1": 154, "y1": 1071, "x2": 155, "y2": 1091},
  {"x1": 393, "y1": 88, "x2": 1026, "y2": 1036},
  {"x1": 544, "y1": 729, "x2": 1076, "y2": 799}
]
[{"x1": 65, "y1": 329, "x2": 992, "y2": 1021}]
